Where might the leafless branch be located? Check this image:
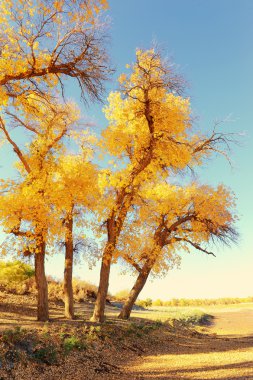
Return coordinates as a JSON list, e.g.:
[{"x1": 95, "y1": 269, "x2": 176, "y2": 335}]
[
  {"x1": 171, "y1": 237, "x2": 216, "y2": 257},
  {"x1": 0, "y1": 117, "x2": 31, "y2": 173}
]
